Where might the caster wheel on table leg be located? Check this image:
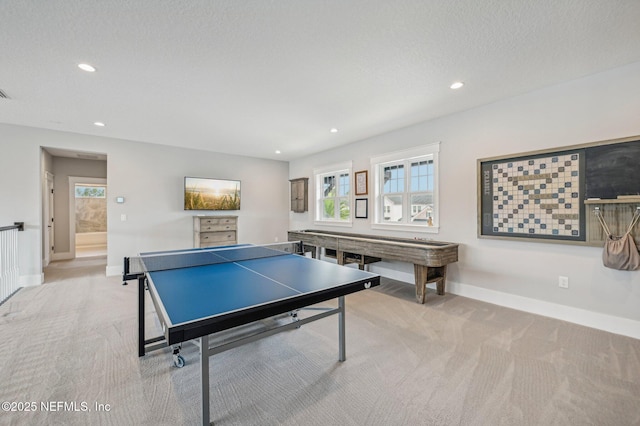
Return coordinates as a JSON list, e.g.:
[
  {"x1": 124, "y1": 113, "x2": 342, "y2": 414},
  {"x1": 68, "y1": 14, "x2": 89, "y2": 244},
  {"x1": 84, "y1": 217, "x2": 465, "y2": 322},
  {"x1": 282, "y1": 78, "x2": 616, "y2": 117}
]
[{"x1": 174, "y1": 355, "x2": 185, "y2": 368}]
